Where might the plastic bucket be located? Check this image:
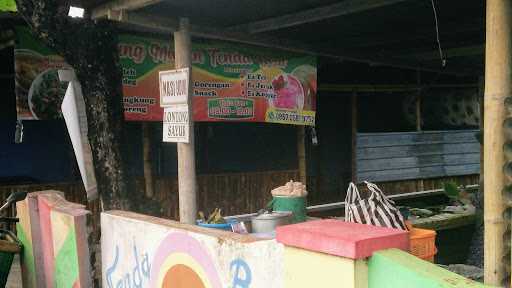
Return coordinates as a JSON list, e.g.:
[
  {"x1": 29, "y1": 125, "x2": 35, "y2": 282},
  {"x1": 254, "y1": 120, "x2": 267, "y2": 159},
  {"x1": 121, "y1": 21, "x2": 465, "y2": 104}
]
[
  {"x1": 196, "y1": 219, "x2": 237, "y2": 231},
  {"x1": 272, "y1": 196, "x2": 307, "y2": 223}
]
